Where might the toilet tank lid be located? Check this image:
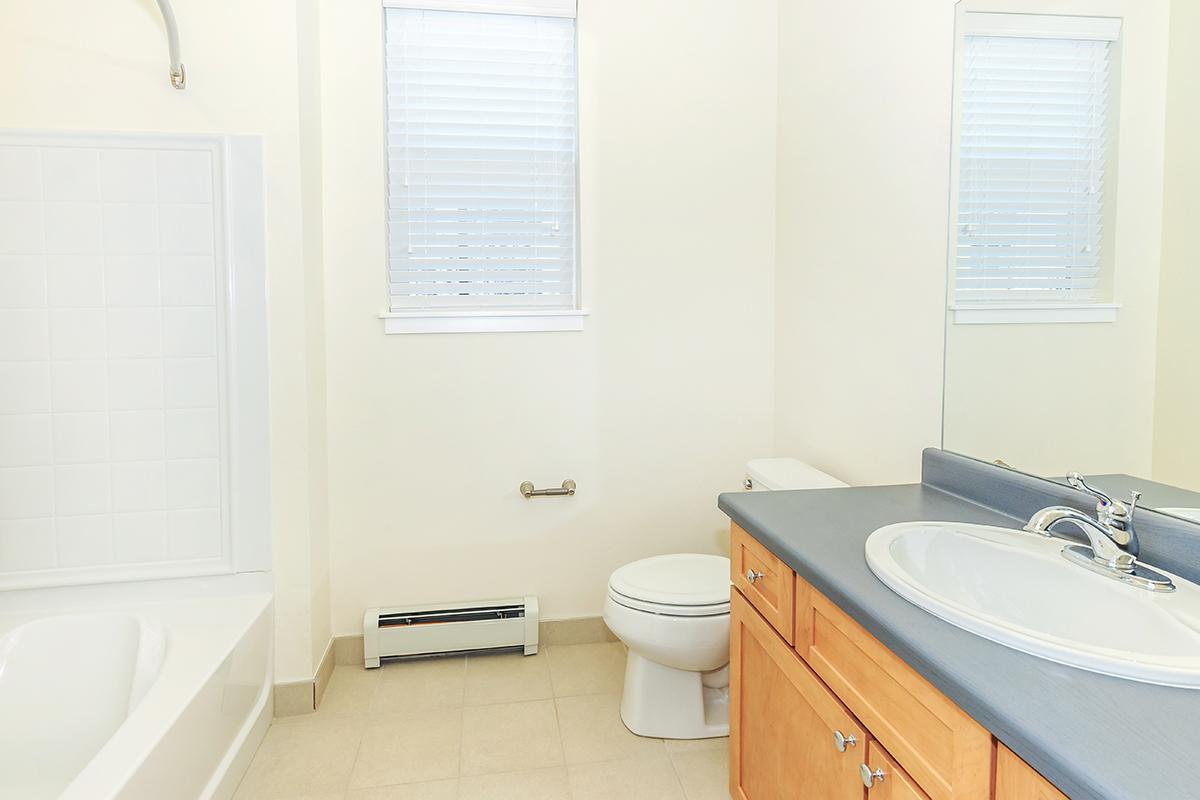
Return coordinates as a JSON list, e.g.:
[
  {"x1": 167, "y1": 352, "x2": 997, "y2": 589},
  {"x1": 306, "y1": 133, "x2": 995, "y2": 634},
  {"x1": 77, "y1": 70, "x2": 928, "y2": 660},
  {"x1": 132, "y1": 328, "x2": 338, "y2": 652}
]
[{"x1": 746, "y1": 458, "x2": 848, "y2": 491}]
